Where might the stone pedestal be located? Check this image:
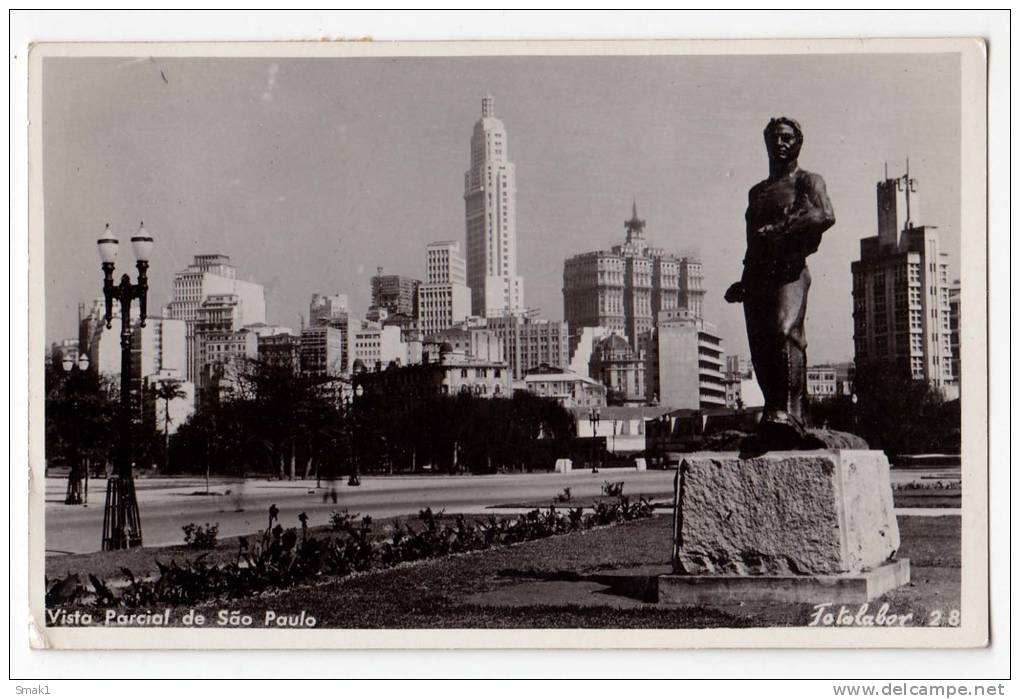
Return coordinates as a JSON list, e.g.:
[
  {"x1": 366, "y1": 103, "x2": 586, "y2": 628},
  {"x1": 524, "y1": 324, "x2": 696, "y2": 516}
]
[
  {"x1": 659, "y1": 449, "x2": 908, "y2": 604},
  {"x1": 554, "y1": 458, "x2": 572, "y2": 474},
  {"x1": 634, "y1": 458, "x2": 647, "y2": 472}
]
